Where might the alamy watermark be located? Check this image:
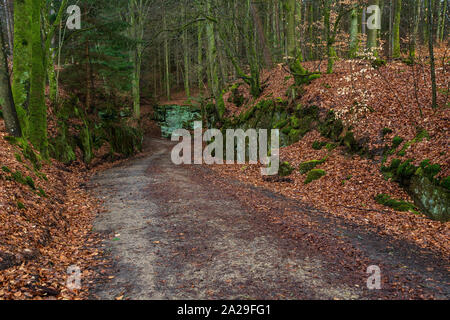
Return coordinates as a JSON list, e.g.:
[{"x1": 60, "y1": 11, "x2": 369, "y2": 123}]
[
  {"x1": 66, "y1": 265, "x2": 81, "y2": 290},
  {"x1": 171, "y1": 122, "x2": 280, "y2": 176},
  {"x1": 366, "y1": 5, "x2": 381, "y2": 30},
  {"x1": 367, "y1": 265, "x2": 381, "y2": 290}
]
